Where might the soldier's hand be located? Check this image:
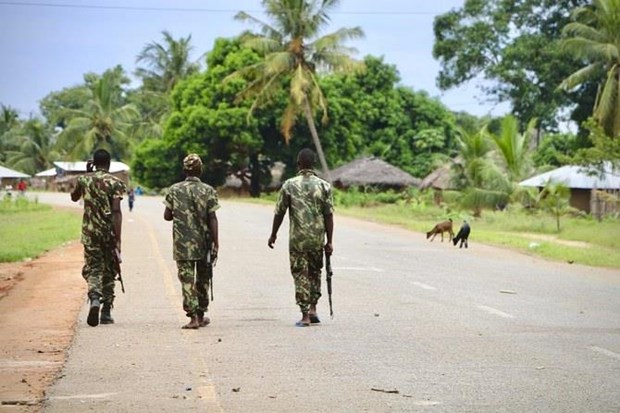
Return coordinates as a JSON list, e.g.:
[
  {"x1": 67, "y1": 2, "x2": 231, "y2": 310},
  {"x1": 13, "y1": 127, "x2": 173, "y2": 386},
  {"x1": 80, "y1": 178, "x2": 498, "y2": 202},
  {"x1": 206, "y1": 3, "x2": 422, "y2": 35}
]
[
  {"x1": 268, "y1": 235, "x2": 277, "y2": 249},
  {"x1": 324, "y1": 242, "x2": 333, "y2": 256}
]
